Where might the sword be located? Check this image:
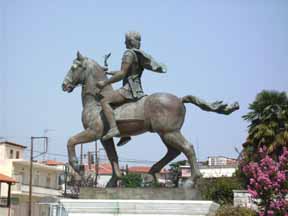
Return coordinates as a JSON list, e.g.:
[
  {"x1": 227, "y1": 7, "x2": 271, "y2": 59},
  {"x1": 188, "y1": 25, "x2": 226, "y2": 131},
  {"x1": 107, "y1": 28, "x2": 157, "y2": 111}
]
[
  {"x1": 104, "y1": 52, "x2": 111, "y2": 68},
  {"x1": 103, "y1": 52, "x2": 116, "y2": 75}
]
